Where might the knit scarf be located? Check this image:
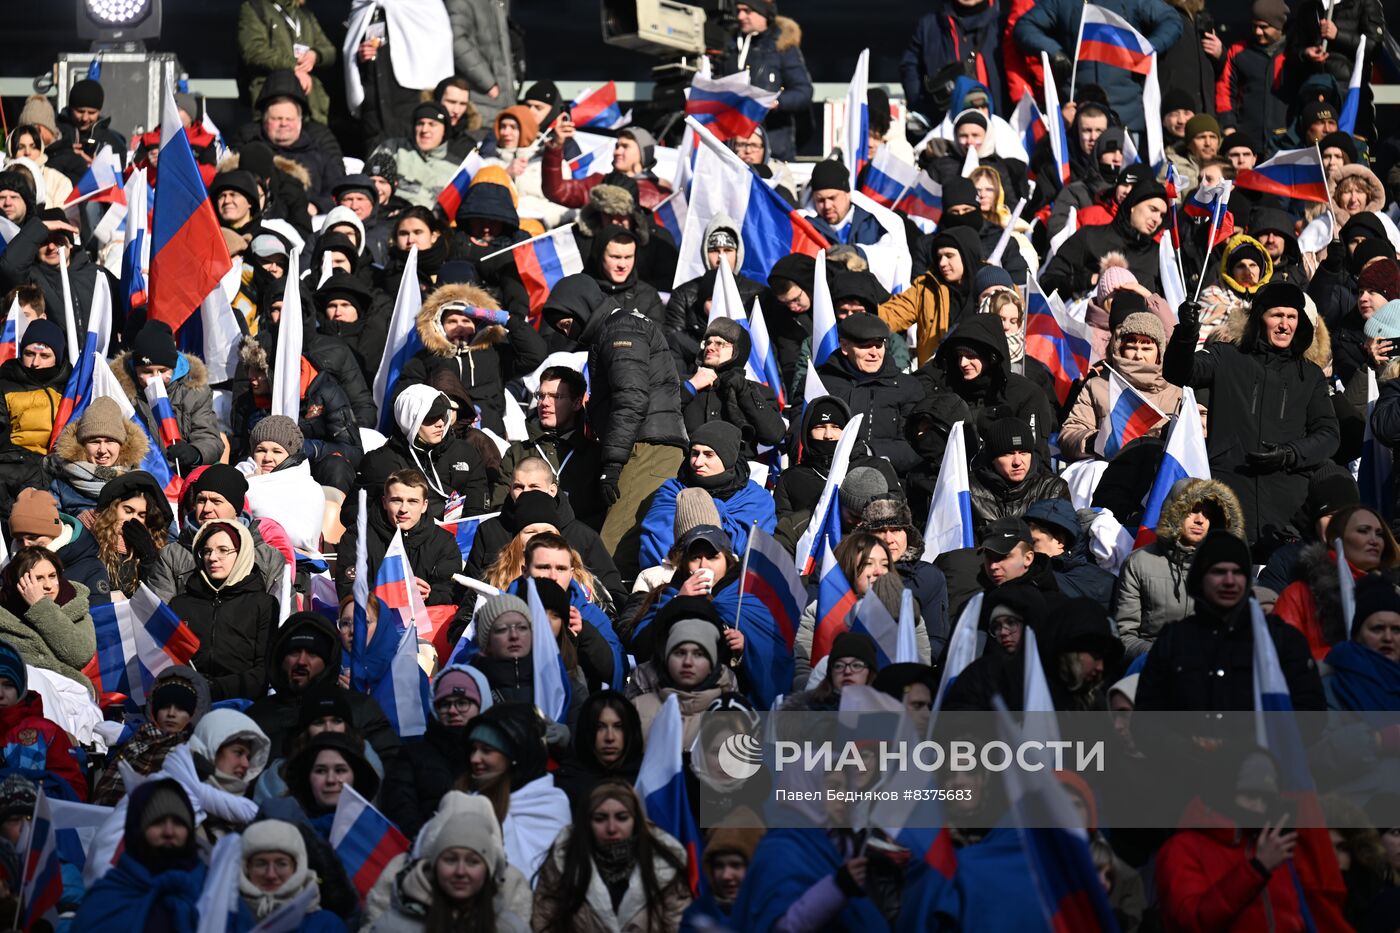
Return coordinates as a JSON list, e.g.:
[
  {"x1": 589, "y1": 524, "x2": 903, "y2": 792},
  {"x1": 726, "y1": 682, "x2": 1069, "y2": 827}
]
[
  {"x1": 55, "y1": 459, "x2": 128, "y2": 498},
  {"x1": 594, "y1": 837, "x2": 637, "y2": 886},
  {"x1": 238, "y1": 873, "x2": 319, "y2": 920}
]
